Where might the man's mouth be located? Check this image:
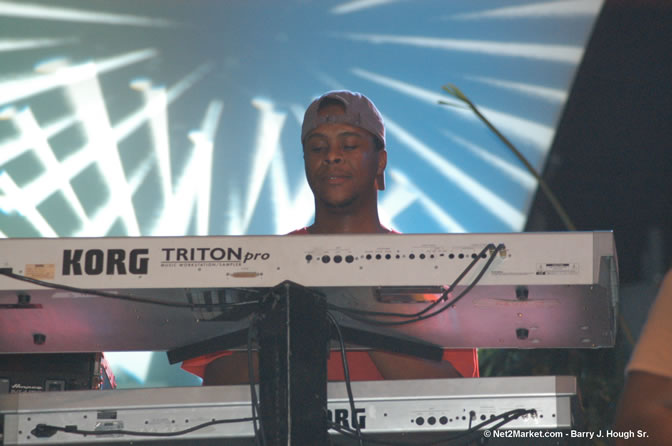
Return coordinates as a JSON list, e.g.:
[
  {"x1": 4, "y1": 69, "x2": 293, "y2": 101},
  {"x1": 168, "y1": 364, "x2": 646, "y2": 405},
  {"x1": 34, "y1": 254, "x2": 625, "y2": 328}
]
[
  {"x1": 322, "y1": 172, "x2": 351, "y2": 184},
  {"x1": 326, "y1": 176, "x2": 349, "y2": 184}
]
